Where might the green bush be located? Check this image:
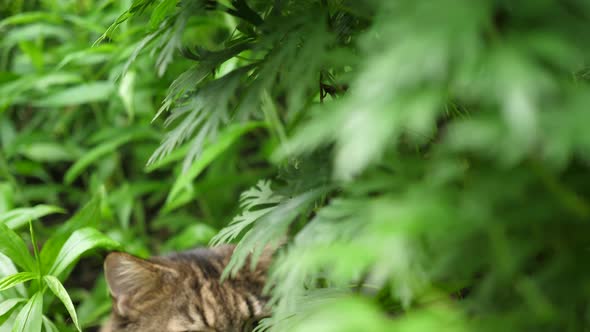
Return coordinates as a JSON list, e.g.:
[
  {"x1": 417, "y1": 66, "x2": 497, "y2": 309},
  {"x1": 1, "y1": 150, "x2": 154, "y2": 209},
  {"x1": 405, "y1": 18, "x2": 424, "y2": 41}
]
[{"x1": 2, "y1": 0, "x2": 590, "y2": 331}]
